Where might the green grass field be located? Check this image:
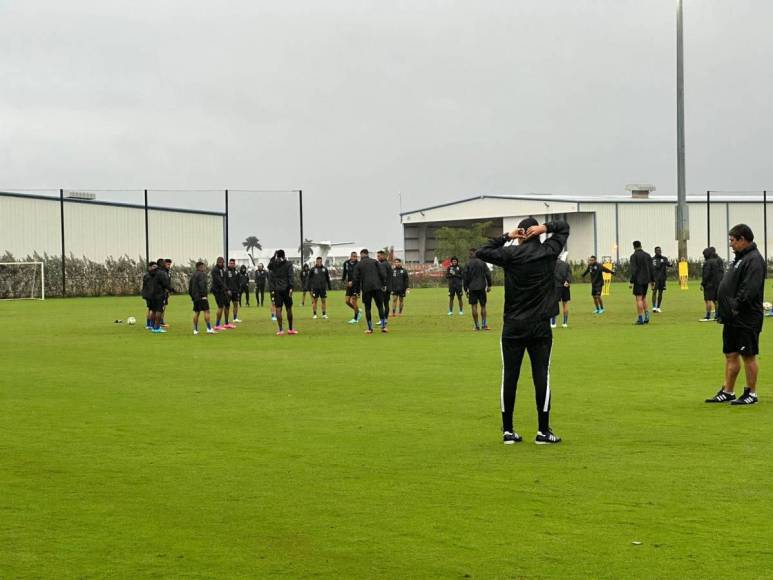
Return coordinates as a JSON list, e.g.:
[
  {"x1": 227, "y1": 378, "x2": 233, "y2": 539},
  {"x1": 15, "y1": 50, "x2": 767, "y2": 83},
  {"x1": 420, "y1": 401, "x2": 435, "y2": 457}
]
[{"x1": 3, "y1": 284, "x2": 773, "y2": 578}]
